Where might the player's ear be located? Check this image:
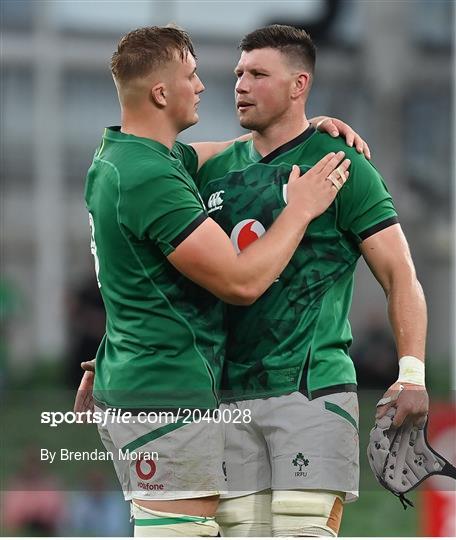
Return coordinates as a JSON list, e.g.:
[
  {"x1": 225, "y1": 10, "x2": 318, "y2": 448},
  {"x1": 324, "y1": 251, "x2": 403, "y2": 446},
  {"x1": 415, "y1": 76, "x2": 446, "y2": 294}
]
[
  {"x1": 151, "y1": 82, "x2": 167, "y2": 107},
  {"x1": 291, "y1": 72, "x2": 310, "y2": 99}
]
